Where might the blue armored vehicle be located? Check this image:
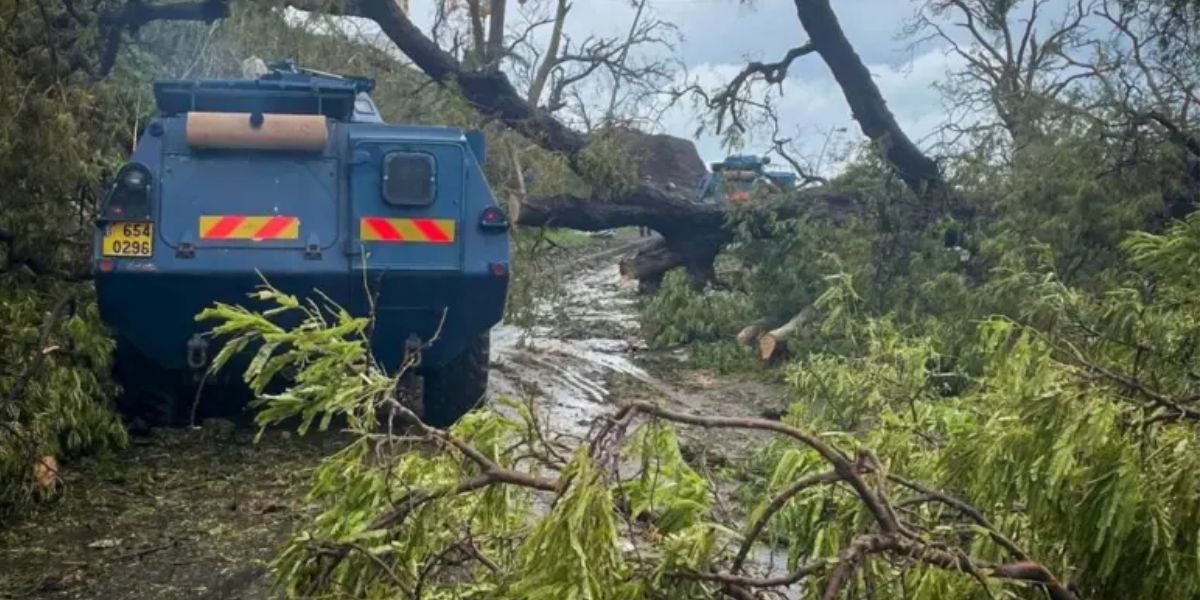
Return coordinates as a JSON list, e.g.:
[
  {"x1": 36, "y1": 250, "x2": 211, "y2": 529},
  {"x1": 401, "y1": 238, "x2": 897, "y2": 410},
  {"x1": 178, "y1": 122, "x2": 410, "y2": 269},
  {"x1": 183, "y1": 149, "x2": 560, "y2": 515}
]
[
  {"x1": 696, "y1": 154, "x2": 798, "y2": 205},
  {"x1": 93, "y1": 61, "x2": 509, "y2": 426}
]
